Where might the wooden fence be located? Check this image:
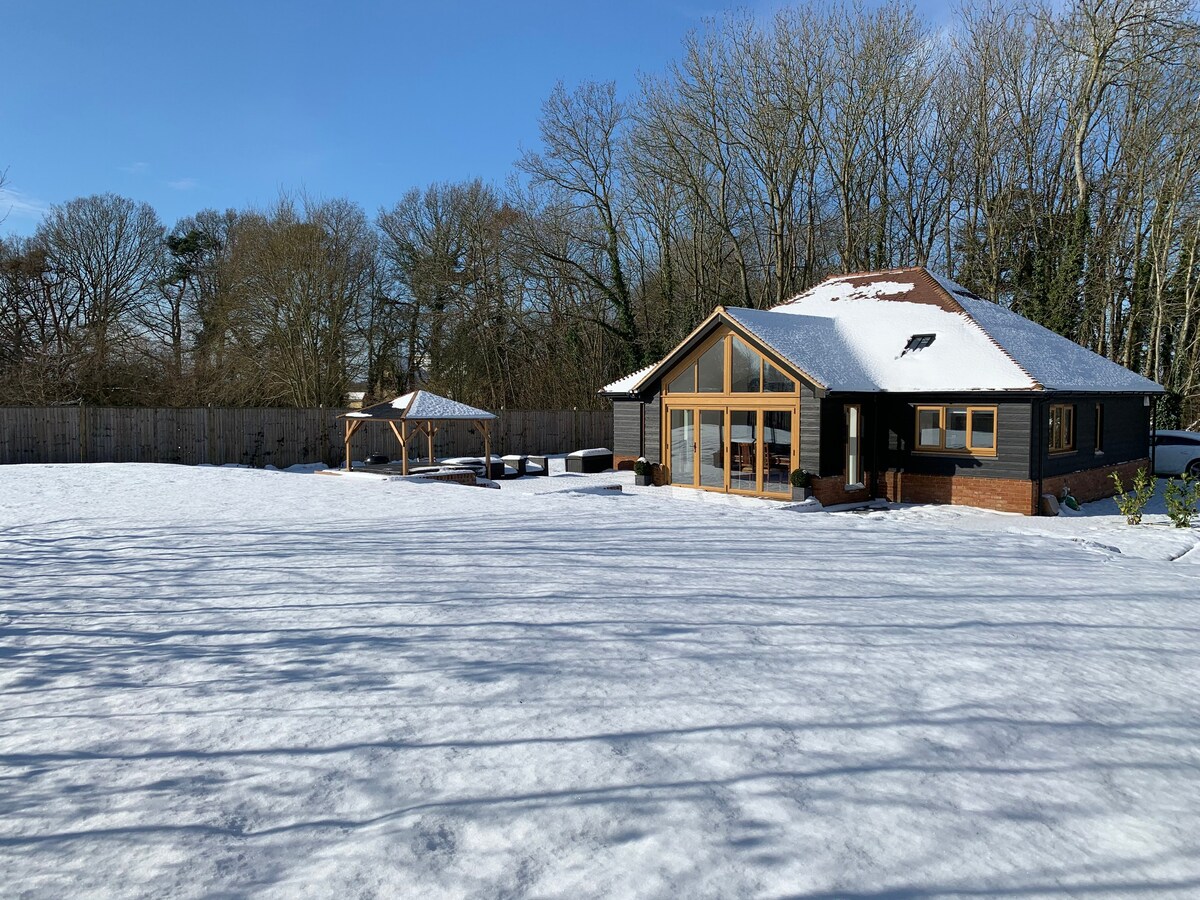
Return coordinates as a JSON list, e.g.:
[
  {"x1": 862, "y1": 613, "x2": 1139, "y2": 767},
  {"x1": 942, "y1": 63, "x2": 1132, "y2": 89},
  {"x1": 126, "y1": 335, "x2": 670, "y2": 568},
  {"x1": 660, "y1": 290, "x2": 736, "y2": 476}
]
[{"x1": 0, "y1": 407, "x2": 612, "y2": 468}]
